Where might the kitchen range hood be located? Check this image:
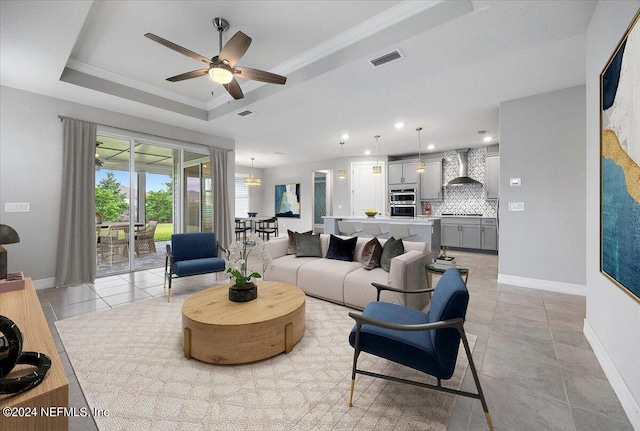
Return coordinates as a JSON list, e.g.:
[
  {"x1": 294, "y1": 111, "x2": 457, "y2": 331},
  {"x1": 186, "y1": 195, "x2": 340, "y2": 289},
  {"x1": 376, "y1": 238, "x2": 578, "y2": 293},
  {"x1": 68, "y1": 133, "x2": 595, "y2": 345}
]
[{"x1": 446, "y1": 149, "x2": 482, "y2": 186}]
